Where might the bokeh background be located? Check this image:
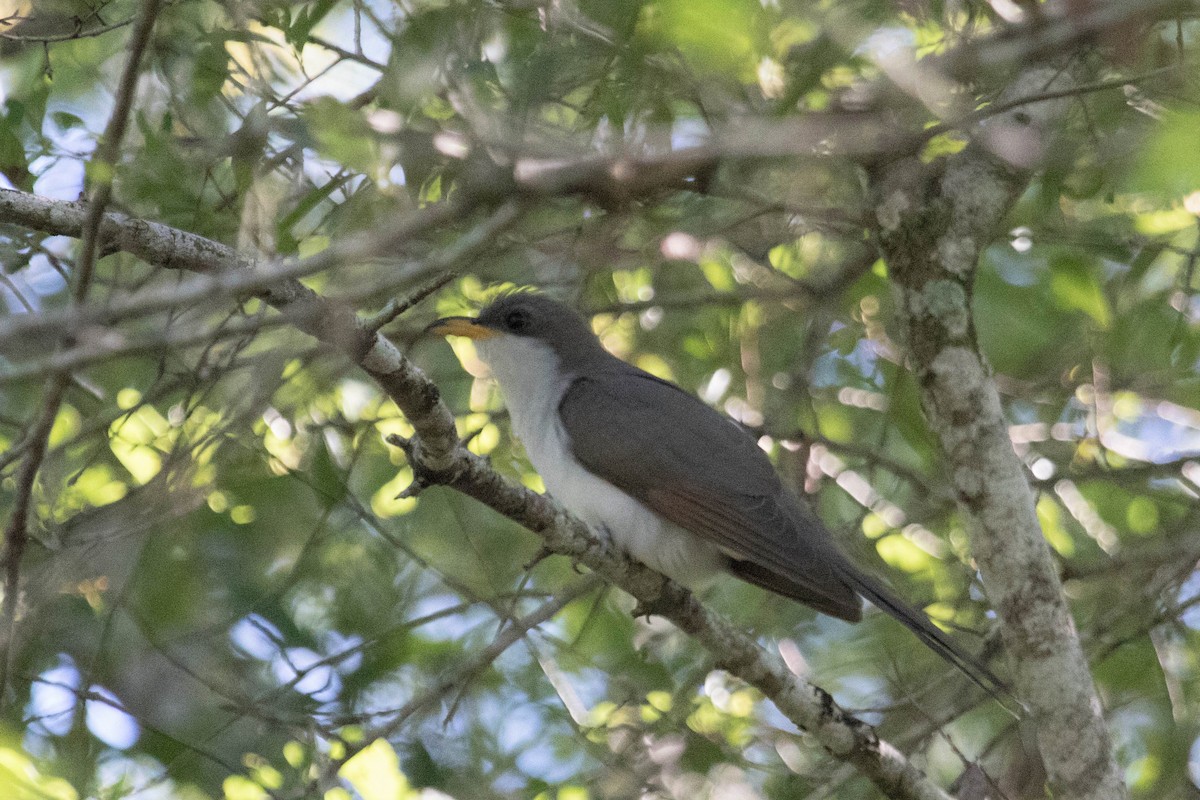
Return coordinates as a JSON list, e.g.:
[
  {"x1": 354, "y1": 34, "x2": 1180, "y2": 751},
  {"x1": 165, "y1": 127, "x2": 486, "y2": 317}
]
[{"x1": 1, "y1": 0, "x2": 1200, "y2": 797}]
